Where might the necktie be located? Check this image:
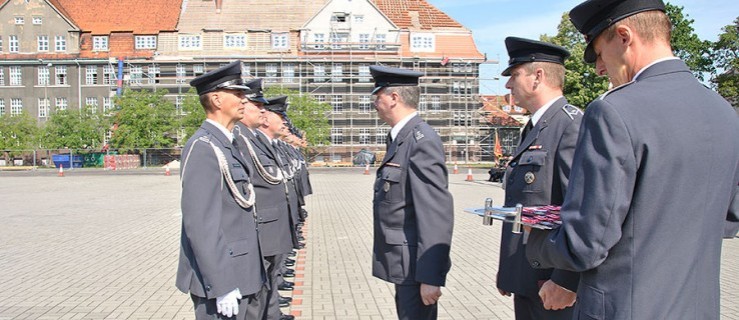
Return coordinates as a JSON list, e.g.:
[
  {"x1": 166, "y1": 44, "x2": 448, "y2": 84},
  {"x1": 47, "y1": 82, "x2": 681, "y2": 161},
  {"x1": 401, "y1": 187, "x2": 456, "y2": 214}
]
[
  {"x1": 520, "y1": 120, "x2": 533, "y2": 144},
  {"x1": 386, "y1": 133, "x2": 392, "y2": 149}
]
